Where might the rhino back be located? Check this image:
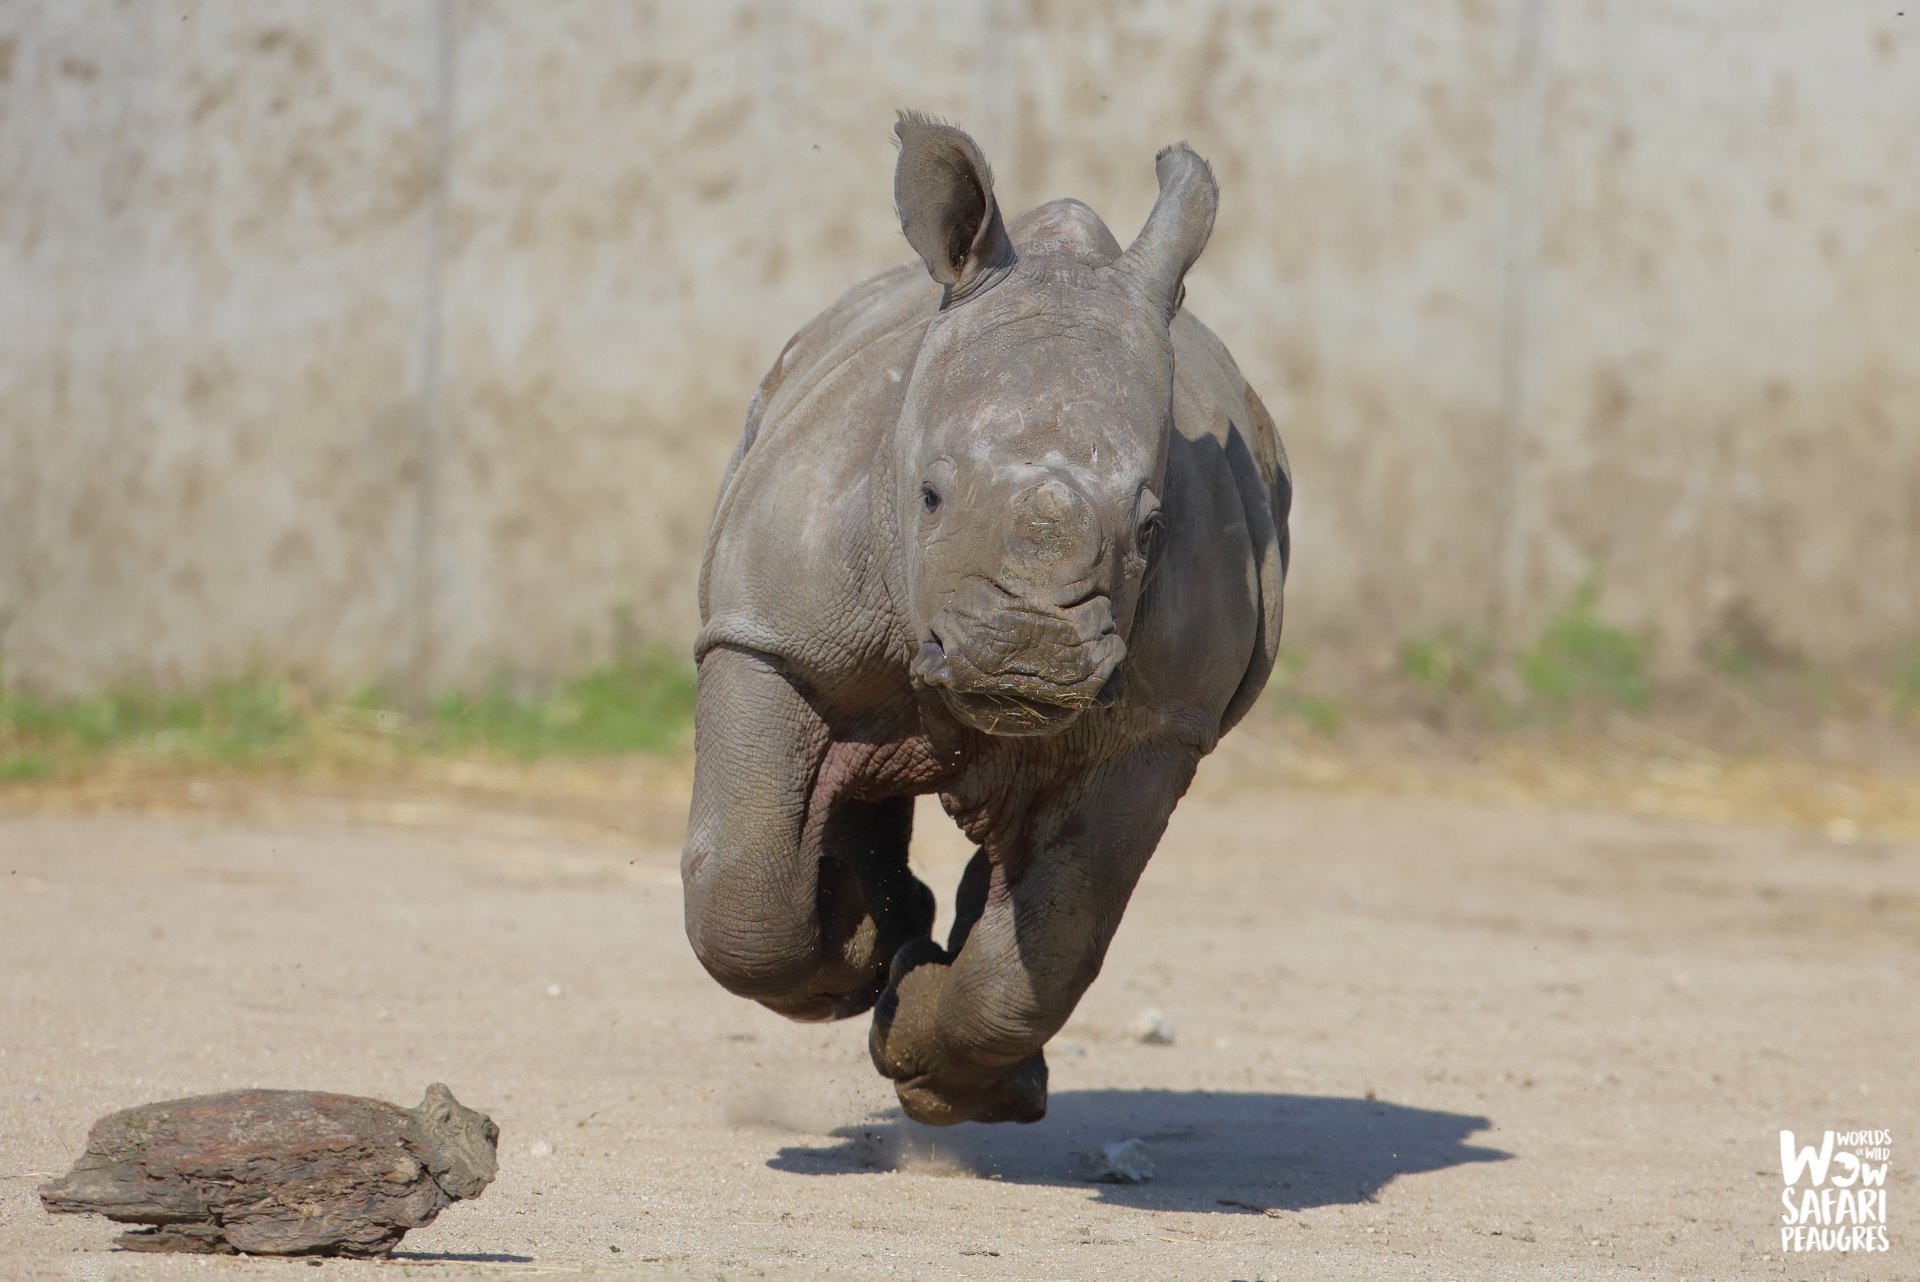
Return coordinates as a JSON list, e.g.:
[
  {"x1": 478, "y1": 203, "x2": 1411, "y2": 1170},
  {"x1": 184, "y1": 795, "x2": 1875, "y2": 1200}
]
[{"x1": 697, "y1": 262, "x2": 942, "y2": 681}]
